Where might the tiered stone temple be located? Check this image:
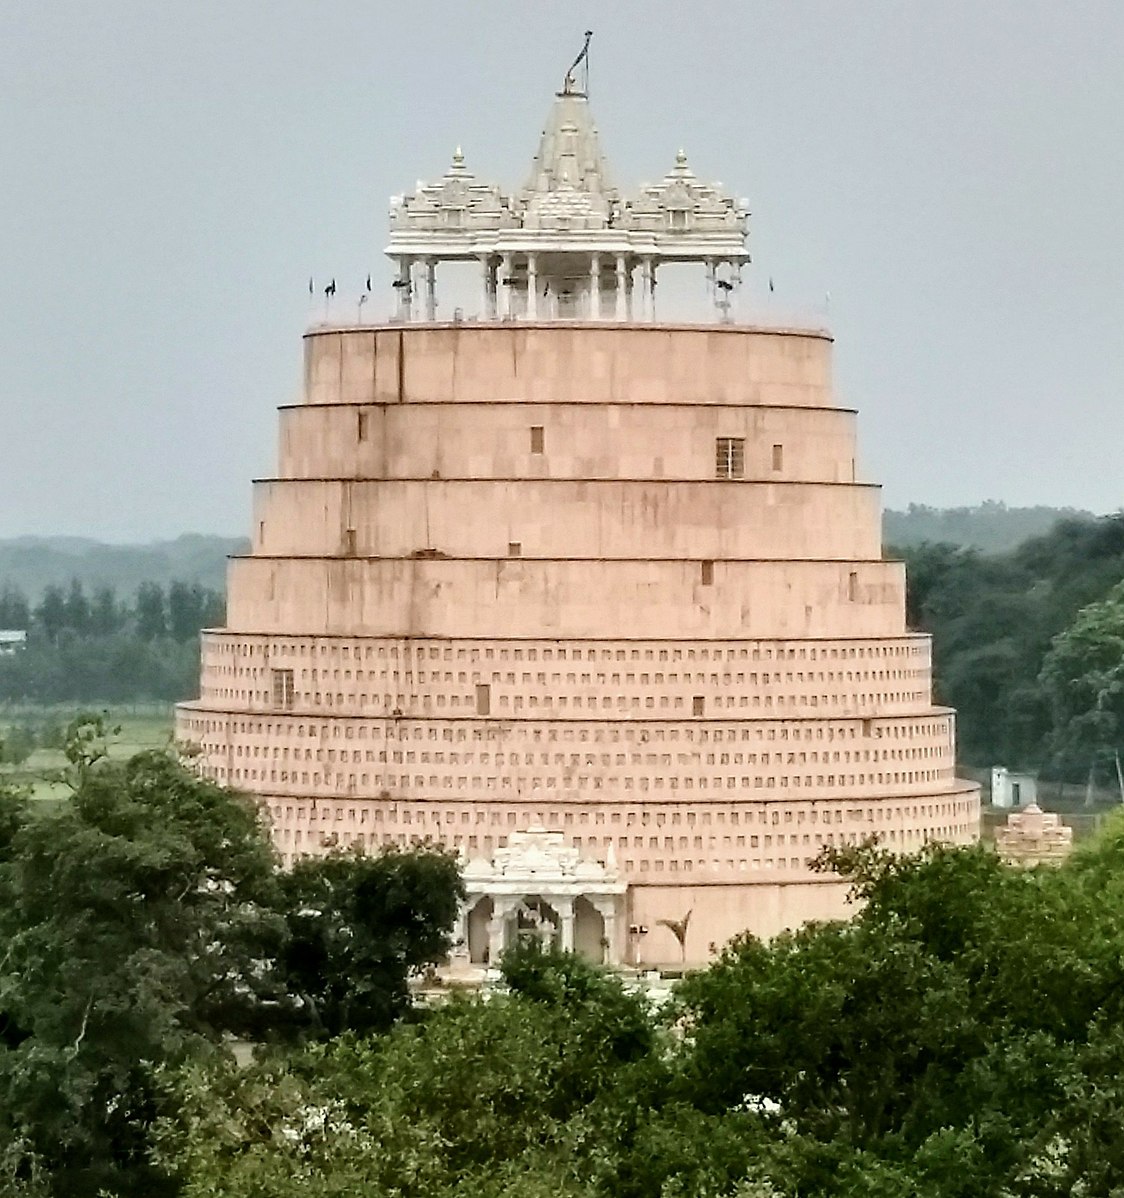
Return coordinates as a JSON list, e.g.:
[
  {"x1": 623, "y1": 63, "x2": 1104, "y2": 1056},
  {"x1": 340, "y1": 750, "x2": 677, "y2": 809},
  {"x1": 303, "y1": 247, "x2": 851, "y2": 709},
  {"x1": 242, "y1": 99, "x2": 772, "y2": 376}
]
[{"x1": 177, "y1": 67, "x2": 980, "y2": 968}]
